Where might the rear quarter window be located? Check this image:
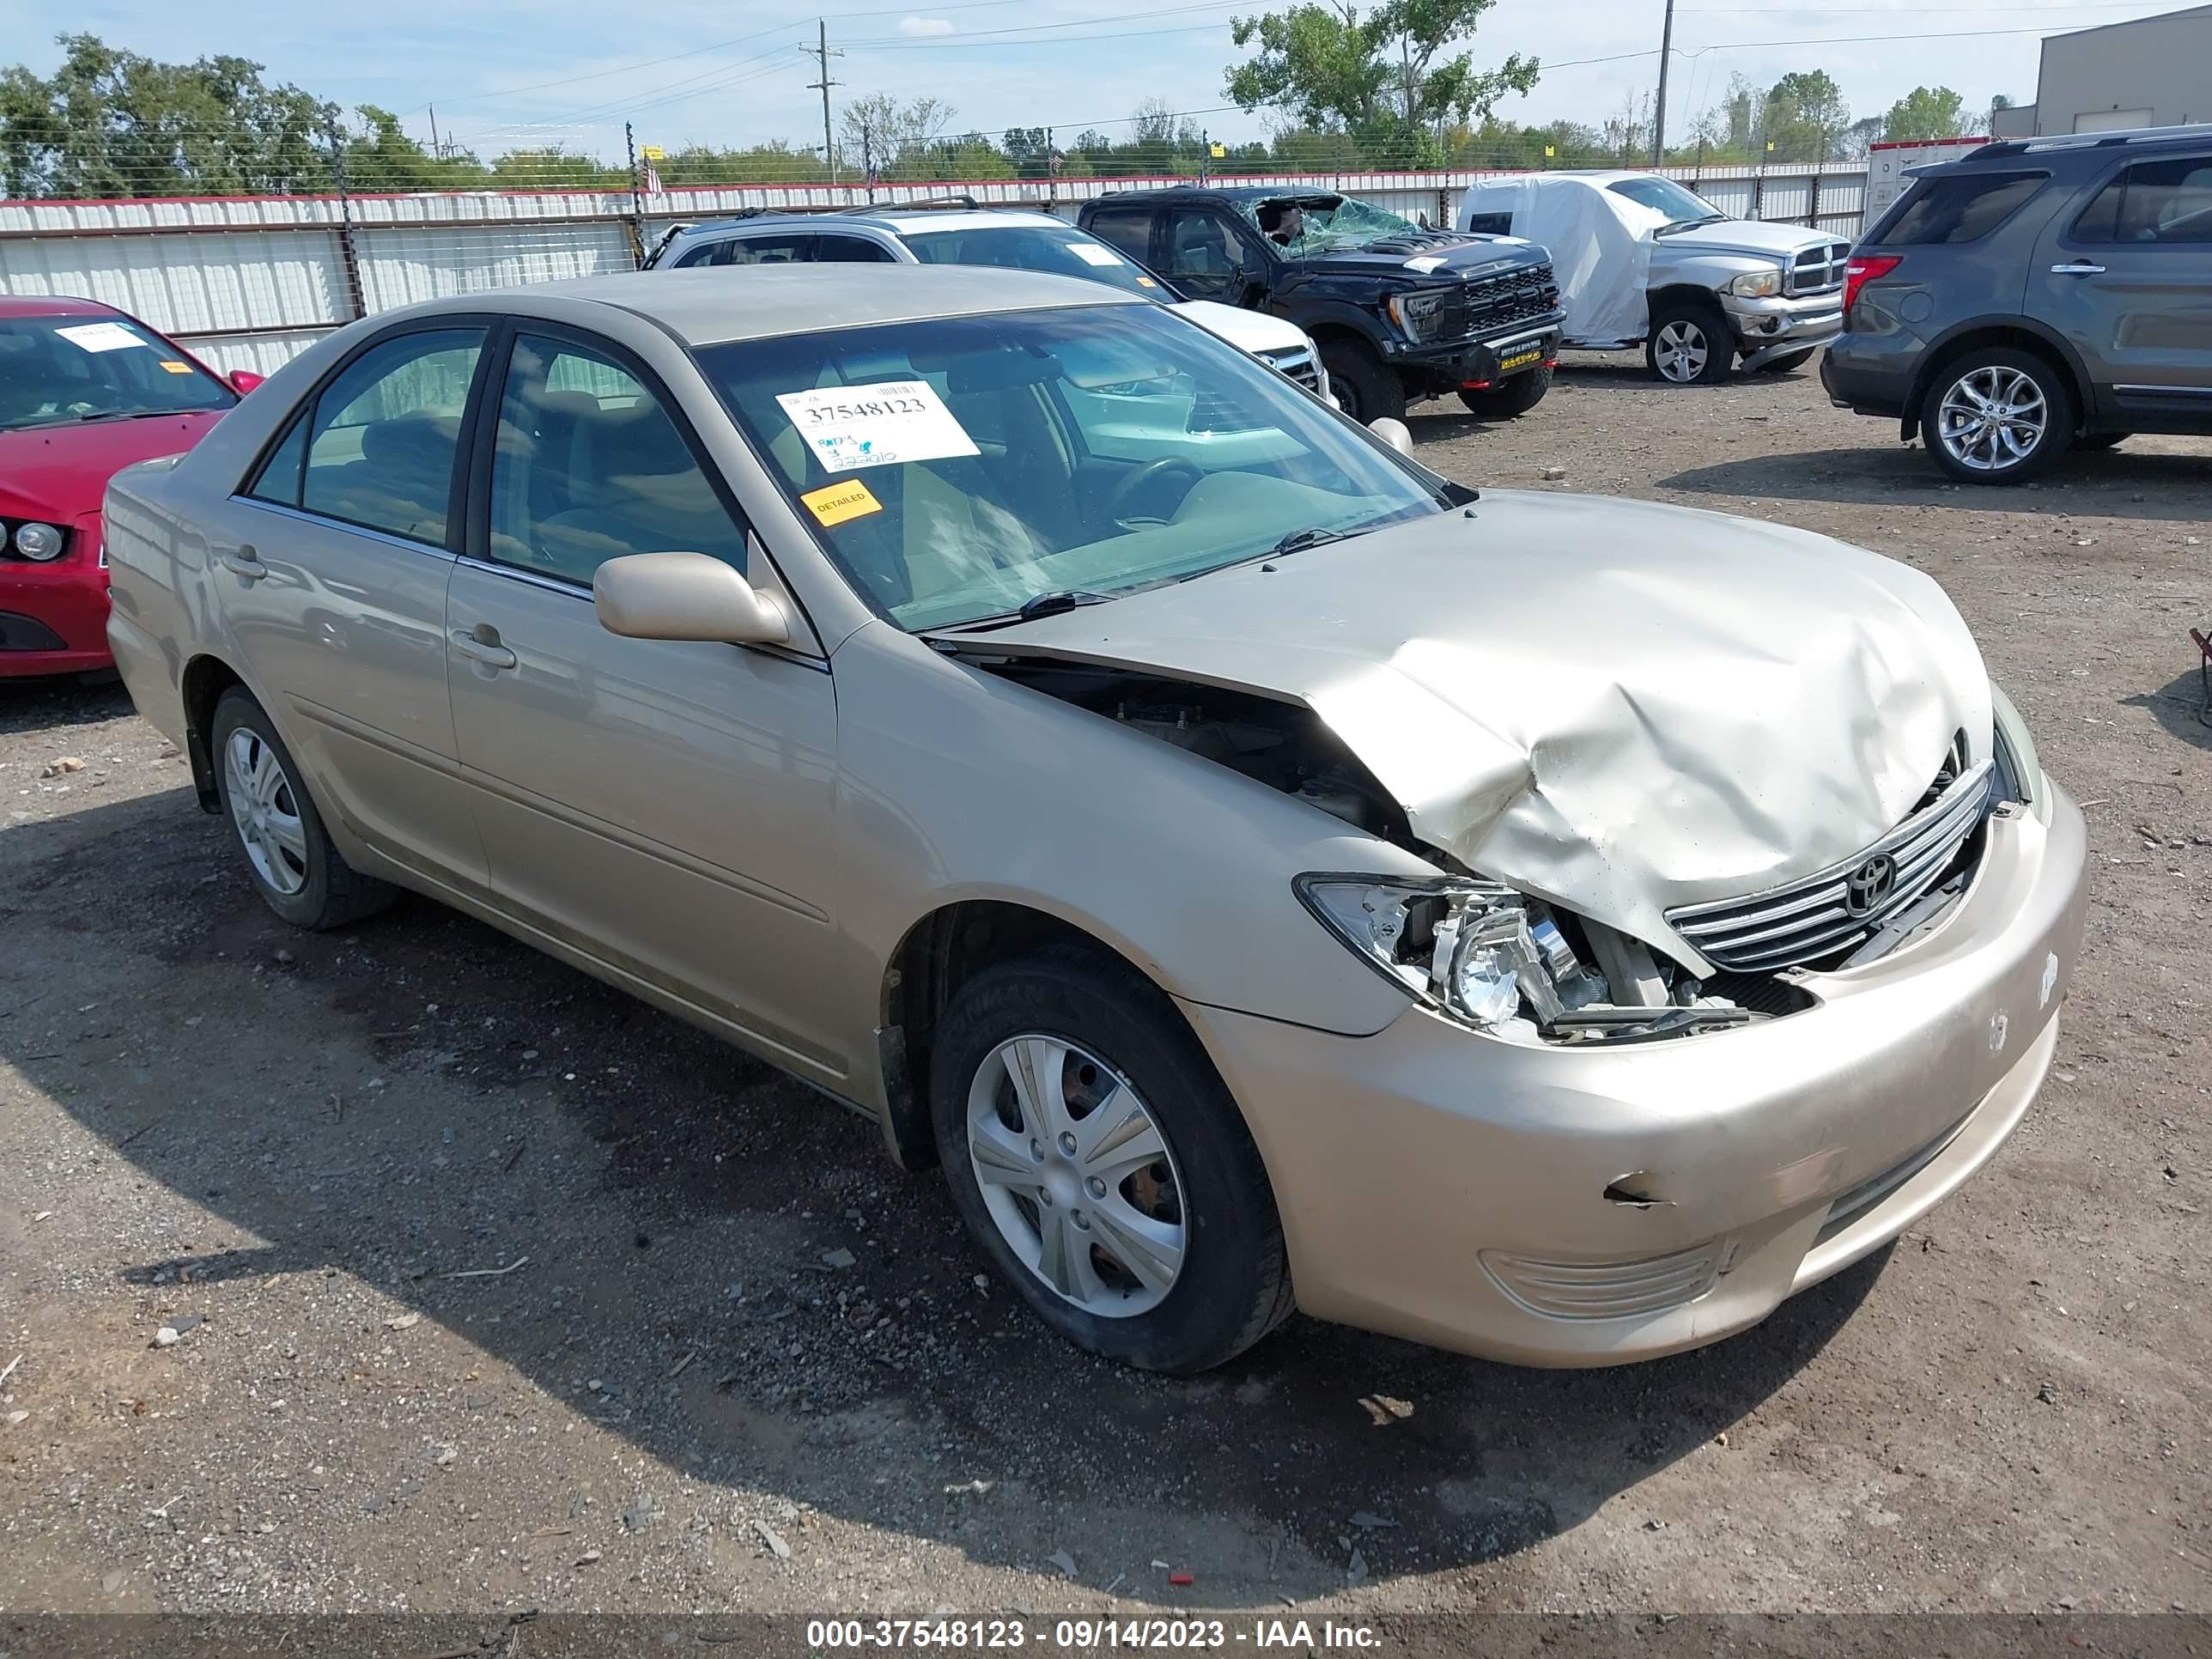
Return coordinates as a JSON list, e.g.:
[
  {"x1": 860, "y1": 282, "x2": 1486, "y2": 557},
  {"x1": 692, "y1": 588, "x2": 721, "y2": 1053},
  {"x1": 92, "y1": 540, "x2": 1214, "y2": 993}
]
[{"x1": 1866, "y1": 171, "x2": 2047, "y2": 246}]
